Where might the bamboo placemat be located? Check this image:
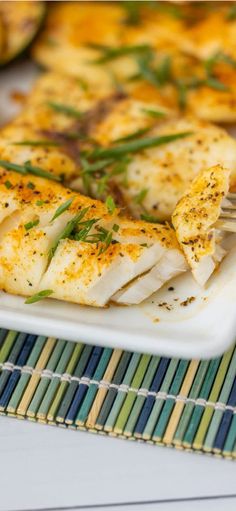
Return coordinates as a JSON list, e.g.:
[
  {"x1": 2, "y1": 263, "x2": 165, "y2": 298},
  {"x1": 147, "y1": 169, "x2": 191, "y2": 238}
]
[{"x1": 0, "y1": 329, "x2": 235, "y2": 458}]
